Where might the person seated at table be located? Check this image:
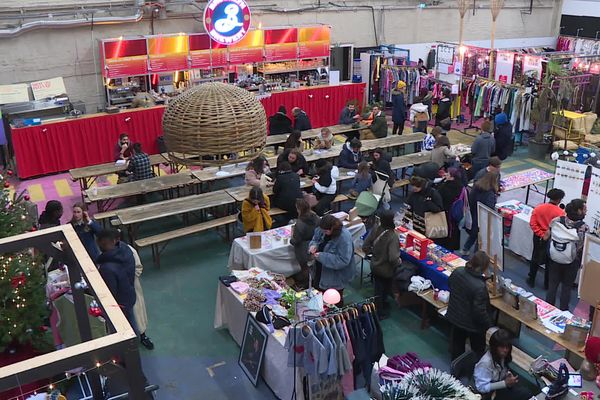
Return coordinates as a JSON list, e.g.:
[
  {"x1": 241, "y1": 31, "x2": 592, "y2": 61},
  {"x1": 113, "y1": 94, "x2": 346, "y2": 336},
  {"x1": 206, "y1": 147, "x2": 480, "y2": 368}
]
[
  {"x1": 70, "y1": 202, "x2": 102, "y2": 261},
  {"x1": 245, "y1": 156, "x2": 271, "y2": 187},
  {"x1": 314, "y1": 127, "x2": 335, "y2": 150},
  {"x1": 283, "y1": 130, "x2": 304, "y2": 153},
  {"x1": 527, "y1": 188, "x2": 565, "y2": 289},
  {"x1": 277, "y1": 149, "x2": 308, "y2": 176},
  {"x1": 462, "y1": 171, "x2": 500, "y2": 256},
  {"x1": 446, "y1": 250, "x2": 493, "y2": 361},
  {"x1": 309, "y1": 215, "x2": 354, "y2": 305},
  {"x1": 338, "y1": 138, "x2": 363, "y2": 169},
  {"x1": 312, "y1": 160, "x2": 339, "y2": 216},
  {"x1": 290, "y1": 199, "x2": 321, "y2": 288},
  {"x1": 339, "y1": 102, "x2": 359, "y2": 125},
  {"x1": 371, "y1": 147, "x2": 395, "y2": 187},
  {"x1": 361, "y1": 105, "x2": 388, "y2": 140},
  {"x1": 241, "y1": 187, "x2": 272, "y2": 233},
  {"x1": 38, "y1": 200, "x2": 64, "y2": 229},
  {"x1": 474, "y1": 329, "x2": 533, "y2": 400},
  {"x1": 268, "y1": 105, "x2": 292, "y2": 136},
  {"x1": 114, "y1": 133, "x2": 132, "y2": 161},
  {"x1": 272, "y1": 161, "x2": 303, "y2": 220},
  {"x1": 362, "y1": 209, "x2": 401, "y2": 319},
  {"x1": 421, "y1": 126, "x2": 440, "y2": 151},
  {"x1": 292, "y1": 107, "x2": 312, "y2": 131},
  {"x1": 128, "y1": 143, "x2": 154, "y2": 181},
  {"x1": 413, "y1": 161, "x2": 442, "y2": 182},
  {"x1": 349, "y1": 161, "x2": 372, "y2": 199},
  {"x1": 431, "y1": 135, "x2": 457, "y2": 169},
  {"x1": 405, "y1": 176, "x2": 443, "y2": 231},
  {"x1": 473, "y1": 156, "x2": 502, "y2": 183}
]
